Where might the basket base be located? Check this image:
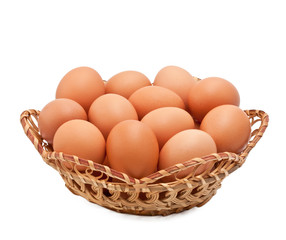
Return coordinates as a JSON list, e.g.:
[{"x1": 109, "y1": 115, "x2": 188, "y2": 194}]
[{"x1": 64, "y1": 181, "x2": 218, "y2": 216}]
